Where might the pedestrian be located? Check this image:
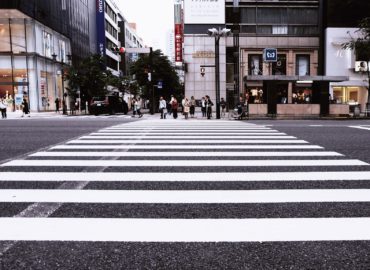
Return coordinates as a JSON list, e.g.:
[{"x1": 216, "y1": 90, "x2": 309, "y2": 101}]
[
  {"x1": 201, "y1": 97, "x2": 206, "y2": 117},
  {"x1": 159, "y1": 96, "x2": 167, "y2": 119},
  {"x1": 21, "y1": 98, "x2": 30, "y2": 117},
  {"x1": 168, "y1": 95, "x2": 174, "y2": 116},
  {"x1": 132, "y1": 98, "x2": 143, "y2": 118},
  {"x1": 205, "y1": 95, "x2": 213, "y2": 119},
  {"x1": 0, "y1": 97, "x2": 7, "y2": 119},
  {"x1": 220, "y1": 97, "x2": 227, "y2": 118},
  {"x1": 171, "y1": 97, "x2": 178, "y2": 119},
  {"x1": 55, "y1": 97, "x2": 60, "y2": 113},
  {"x1": 190, "y1": 96, "x2": 196, "y2": 118},
  {"x1": 183, "y1": 97, "x2": 190, "y2": 119}
]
